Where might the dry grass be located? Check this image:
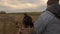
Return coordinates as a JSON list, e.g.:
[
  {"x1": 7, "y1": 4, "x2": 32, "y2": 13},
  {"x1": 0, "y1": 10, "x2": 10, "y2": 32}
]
[{"x1": 0, "y1": 13, "x2": 41, "y2": 34}]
